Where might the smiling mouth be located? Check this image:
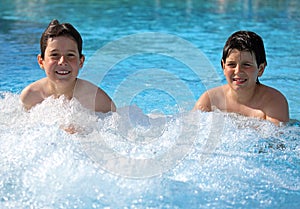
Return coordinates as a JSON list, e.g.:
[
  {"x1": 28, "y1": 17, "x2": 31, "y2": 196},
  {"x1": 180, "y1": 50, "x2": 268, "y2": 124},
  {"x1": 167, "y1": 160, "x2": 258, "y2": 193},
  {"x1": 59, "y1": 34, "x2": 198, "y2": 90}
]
[
  {"x1": 233, "y1": 78, "x2": 247, "y2": 84},
  {"x1": 56, "y1": 70, "x2": 71, "y2": 75}
]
